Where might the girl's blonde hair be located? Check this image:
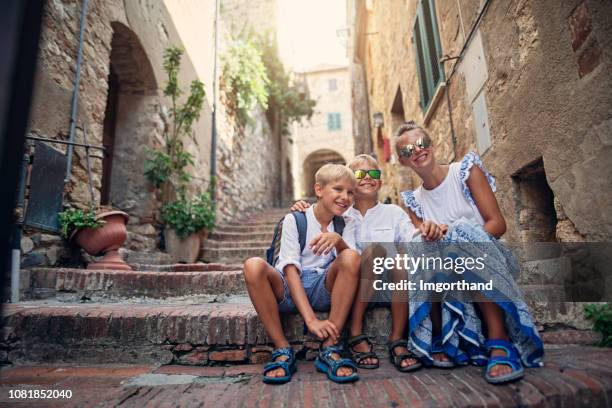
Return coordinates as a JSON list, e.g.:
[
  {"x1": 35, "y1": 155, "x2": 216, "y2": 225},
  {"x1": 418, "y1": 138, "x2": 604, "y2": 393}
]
[
  {"x1": 347, "y1": 154, "x2": 380, "y2": 170},
  {"x1": 315, "y1": 163, "x2": 356, "y2": 187}
]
